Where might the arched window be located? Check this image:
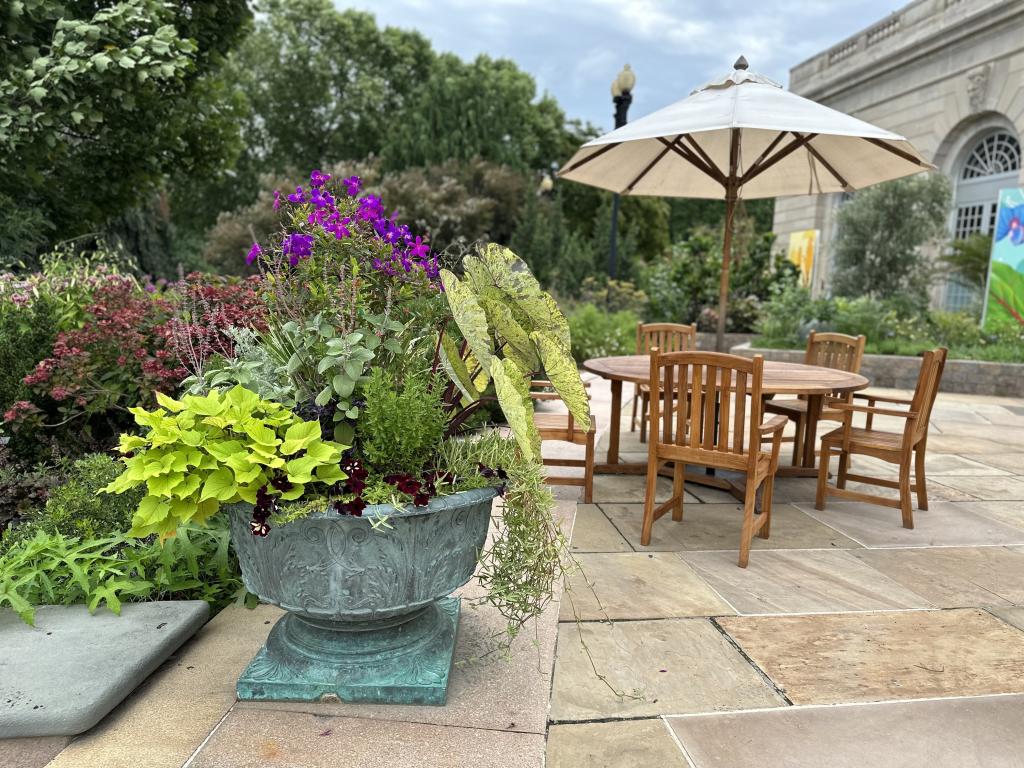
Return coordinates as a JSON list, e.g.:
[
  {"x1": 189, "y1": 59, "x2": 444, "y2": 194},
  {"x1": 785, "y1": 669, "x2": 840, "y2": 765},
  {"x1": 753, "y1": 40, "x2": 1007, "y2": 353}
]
[
  {"x1": 960, "y1": 132, "x2": 1020, "y2": 180},
  {"x1": 946, "y1": 129, "x2": 1021, "y2": 310}
]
